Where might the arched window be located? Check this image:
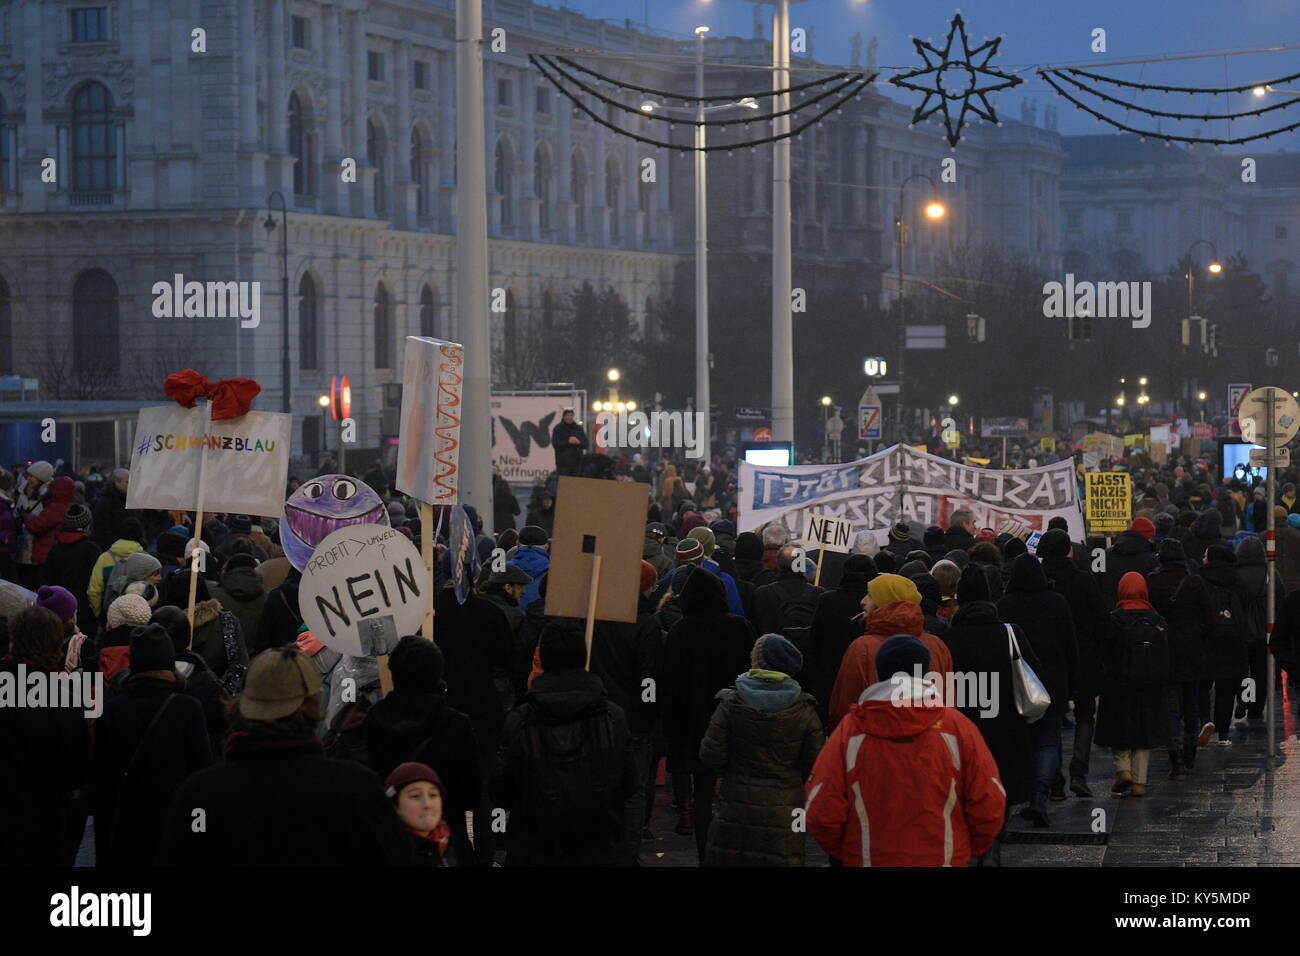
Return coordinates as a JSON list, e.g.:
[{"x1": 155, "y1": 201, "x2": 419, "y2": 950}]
[
  {"x1": 288, "y1": 92, "x2": 314, "y2": 196},
  {"x1": 298, "y1": 274, "x2": 319, "y2": 370},
  {"x1": 495, "y1": 139, "x2": 514, "y2": 228},
  {"x1": 571, "y1": 150, "x2": 587, "y2": 236},
  {"x1": 368, "y1": 118, "x2": 387, "y2": 216},
  {"x1": 0, "y1": 276, "x2": 11, "y2": 372},
  {"x1": 534, "y1": 144, "x2": 552, "y2": 233},
  {"x1": 72, "y1": 82, "x2": 115, "y2": 193},
  {"x1": 419, "y1": 284, "x2": 437, "y2": 337},
  {"x1": 72, "y1": 269, "x2": 119, "y2": 378},
  {"x1": 411, "y1": 128, "x2": 430, "y2": 217},
  {"x1": 605, "y1": 155, "x2": 622, "y2": 240},
  {"x1": 374, "y1": 284, "x2": 393, "y2": 368},
  {"x1": 503, "y1": 289, "x2": 519, "y2": 369}
]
